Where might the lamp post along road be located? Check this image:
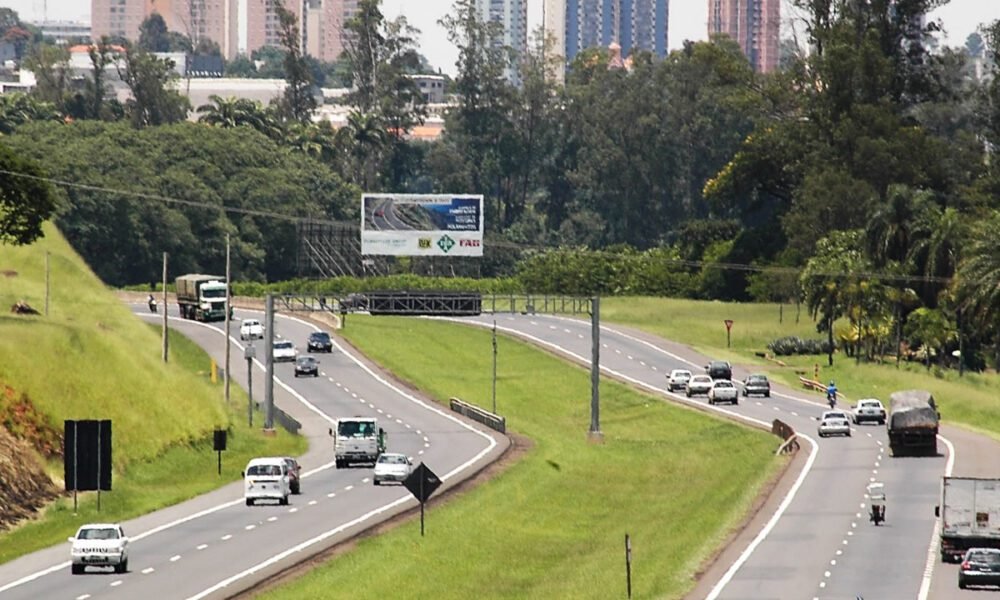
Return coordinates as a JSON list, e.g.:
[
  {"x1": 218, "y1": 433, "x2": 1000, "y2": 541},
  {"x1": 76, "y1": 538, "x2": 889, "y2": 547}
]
[
  {"x1": 264, "y1": 294, "x2": 275, "y2": 431},
  {"x1": 224, "y1": 234, "x2": 231, "y2": 404},
  {"x1": 492, "y1": 319, "x2": 497, "y2": 414},
  {"x1": 589, "y1": 296, "x2": 601, "y2": 440}
]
